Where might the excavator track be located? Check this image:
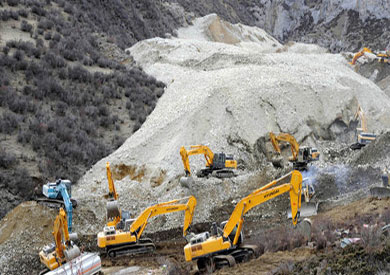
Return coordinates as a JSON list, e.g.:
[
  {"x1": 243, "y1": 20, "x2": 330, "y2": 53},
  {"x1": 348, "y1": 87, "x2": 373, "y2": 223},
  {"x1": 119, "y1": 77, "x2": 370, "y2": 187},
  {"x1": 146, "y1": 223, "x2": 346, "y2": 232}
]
[
  {"x1": 211, "y1": 169, "x2": 235, "y2": 178},
  {"x1": 197, "y1": 244, "x2": 259, "y2": 273},
  {"x1": 106, "y1": 238, "x2": 156, "y2": 258},
  {"x1": 39, "y1": 268, "x2": 50, "y2": 275},
  {"x1": 36, "y1": 198, "x2": 78, "y2": 209}
]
